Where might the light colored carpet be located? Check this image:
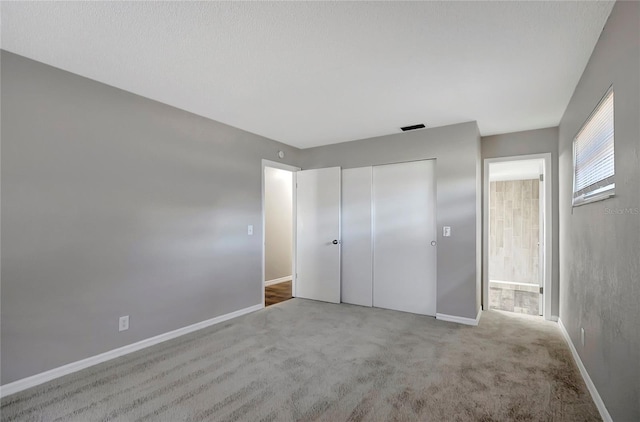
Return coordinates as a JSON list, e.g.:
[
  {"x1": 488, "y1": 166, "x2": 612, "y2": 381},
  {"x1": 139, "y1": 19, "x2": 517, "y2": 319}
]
[{"x1": 1, "y1": 299, "x2": 600, "y2": 421}]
